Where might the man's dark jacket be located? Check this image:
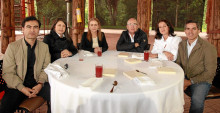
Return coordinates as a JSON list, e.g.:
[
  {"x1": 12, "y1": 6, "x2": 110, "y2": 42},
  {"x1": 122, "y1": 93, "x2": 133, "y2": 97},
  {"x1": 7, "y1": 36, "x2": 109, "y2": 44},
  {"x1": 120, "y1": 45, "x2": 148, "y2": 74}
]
[{"x1": 116, "y1": 28, "x2": 149, "y2": 52}]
